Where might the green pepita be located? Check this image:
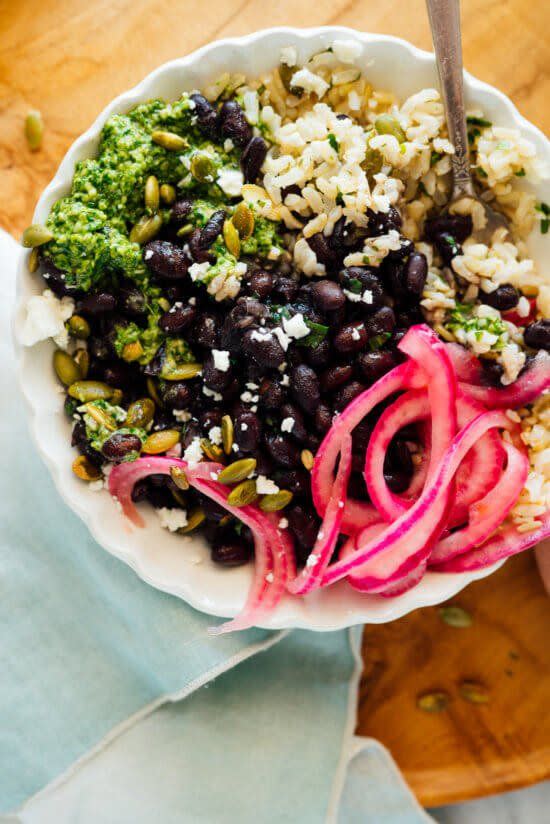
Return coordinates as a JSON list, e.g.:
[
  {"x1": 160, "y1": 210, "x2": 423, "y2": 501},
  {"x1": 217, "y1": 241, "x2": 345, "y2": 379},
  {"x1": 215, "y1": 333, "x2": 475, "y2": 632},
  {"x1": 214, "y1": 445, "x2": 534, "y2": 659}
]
[
  {"x1": 223, "y1": 219, "x2": 241, "y2": 258},
  {"x1": 180, "y1": 507, "x2": 206, "y2": 534},
  {"x1": 159, "y1": 362, "x2": 202, "y2": 381},
  {"x1": 68, "y1": 380, "x2": 114, "y2": 402},
  {"x1": 176, "y1": 223, "x2": 194, "y2": 237},
  {"x1": 152, "y1": 130, "x2": 188, "y2": 151},
  {"x1": 73, "y1": 348, "x2": 90, "y2": 379},
  {"x1": 84, "y1": 403, "x2": 116, "y2": 431},
  {"x1": 129, "y1": 213, "x2": 162, "y2": 245},
  {"x1": 221, "y1": 414, "x2": 234, "y2": 455},
  {"x1": 22, "y1": 223, "x2": 53, "y2": 248},
  {"x1": 28, "y1": 247, "x2": 39, "y2": 273},
  {"x1": 200, "y1": 438, "x2": 224, "y2": 462},
  {"x1": 231, "y1": 202, "x2": 254, "y2": 240},
  {"x1": 122, "y1": 340, "x2": 144, "y2": 362},
  {"x1": 361, "y1": 147, "x2": 384, "y2": 177},
  {"x1": 416, "y1": 691, "x2": 450, "y2": 713},
  {"x1": 126, "y1": 398, "x2": 155, "y2": 428},
  {"x1": 159, "y1": 183, "x2": 176, "y2": 205},
  {"x1": 227, "y1": 479, "x2": 259, "y2": 507},
  {"x1": 142, "y1": 429, "x2": 180, "y2": 455},
  {"x1": 145, "y1": 175, "x2": 160, "y2": 212},
  {"x1": 25, "y1": 110, "x2": 43, "y2": 151},
  {"x1": 301, "y1": 449, "x2": 314, "y2": 471},
  {"x1": 170, "y1": 466, "x2": 190, "y2": 491},
  {"x1": 439, "y1": 605, "x2": 472, "y2": 628},
  {"x1": 72, "y1": 455, "x2": 101, "y2": 482},
  {"x1": 259, "y1": 490, "x2": 293, "y2": 512},
  {"x1": 110, "y1": 389, "x2": 124, "y2": 405},
  {"x1": 68, "y1": 314, "x2": 91, "y2": 339},
  {"x1": 459, "y1": 681, "x2": 489, "y2": 704},
  {"x1": 374, "y1": 113, "x2": 406, "y2": 143},
  {"x1": 217, "y1": 458, "x2": 257, "y2": 485},
  {"x1": 190, "y1": 151, "x2": 217, "y2": 183},
  {"x1": 53, "y1": 350, "x2": 82, "y2": 386},
  {"x1": 170, "y1": 488, "x2": 188, "y2": 508}
]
